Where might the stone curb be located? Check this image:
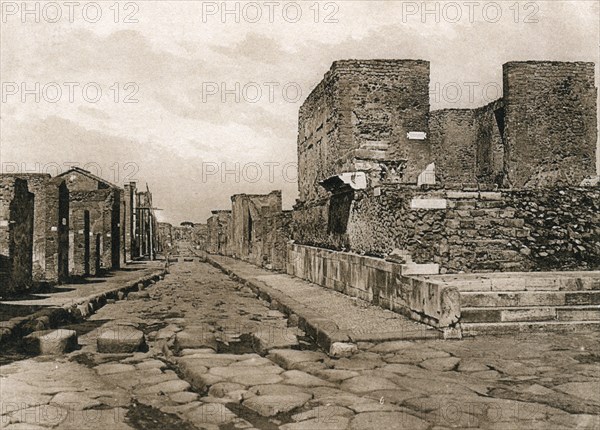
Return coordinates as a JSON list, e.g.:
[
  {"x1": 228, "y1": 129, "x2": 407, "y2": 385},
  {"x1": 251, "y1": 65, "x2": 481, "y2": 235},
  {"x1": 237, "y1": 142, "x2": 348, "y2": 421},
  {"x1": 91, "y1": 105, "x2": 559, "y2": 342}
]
[
  {"x1": 202, "y1": 254, "x2": 352, "y2": 354},
  {"x1": 0, "y1": 269, "x2": 167, "y2": 346}
]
